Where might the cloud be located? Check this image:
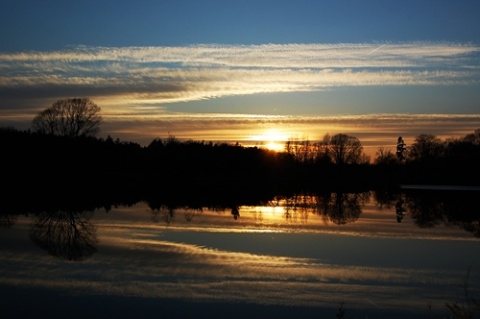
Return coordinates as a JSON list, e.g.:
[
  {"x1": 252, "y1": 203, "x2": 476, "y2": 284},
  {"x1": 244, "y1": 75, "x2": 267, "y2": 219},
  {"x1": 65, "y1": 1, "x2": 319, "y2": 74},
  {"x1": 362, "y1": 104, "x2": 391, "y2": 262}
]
[
  {"x1": 2, "y1": 42, "x2": 478, "y2": 67},
  {"x1": 0, "y1": 42, "x2": 478, "y2": 112}
]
